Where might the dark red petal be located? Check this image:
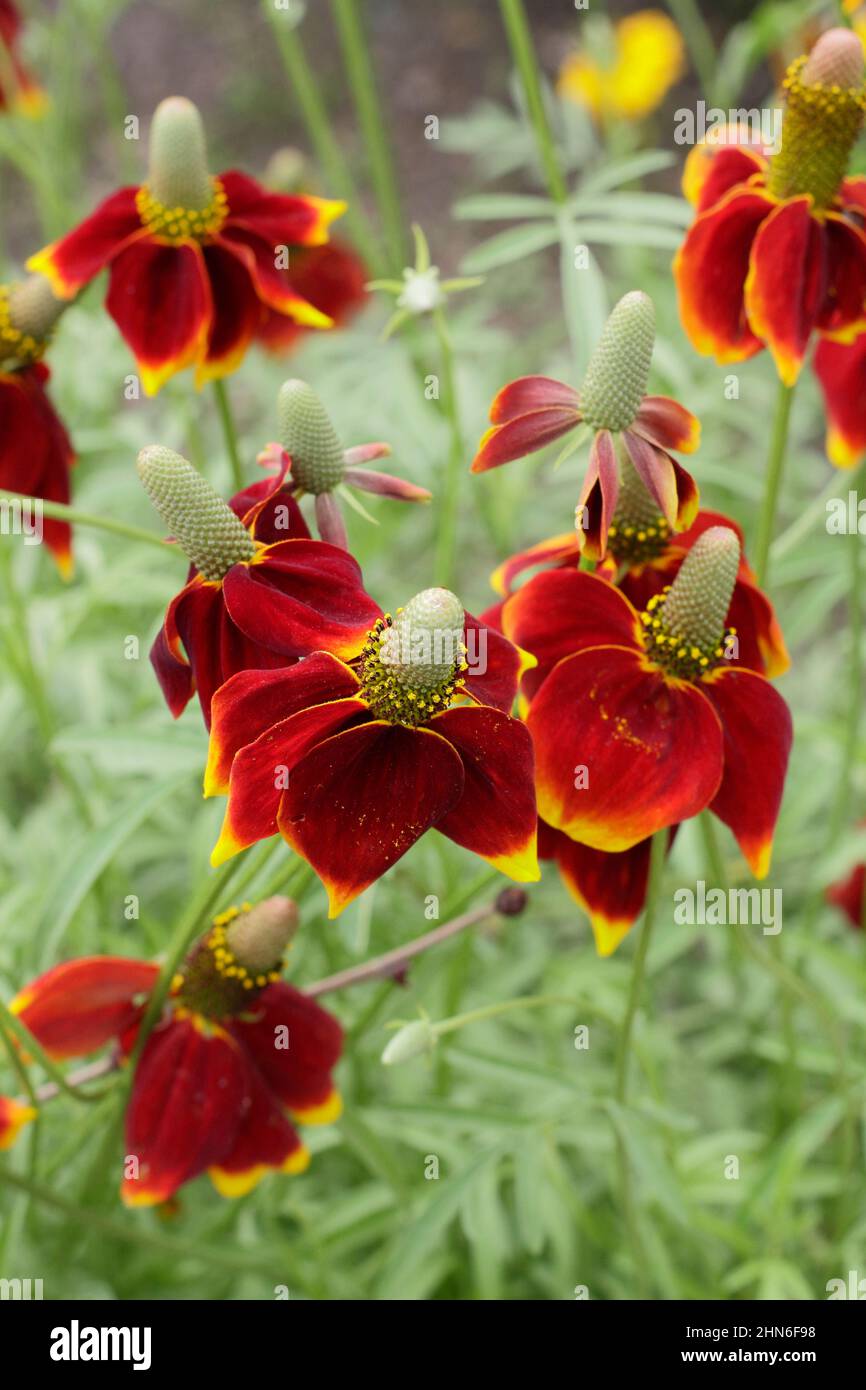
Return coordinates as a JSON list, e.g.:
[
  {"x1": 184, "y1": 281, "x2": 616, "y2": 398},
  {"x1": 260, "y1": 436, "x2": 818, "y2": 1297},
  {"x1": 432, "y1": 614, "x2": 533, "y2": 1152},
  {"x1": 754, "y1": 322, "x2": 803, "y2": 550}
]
[
  {"x1": 27, "y1": 186, "x2": 145, "y2": 297},
  {"x1": 489, "y1": 375, "x2": 580, "y2": 424},
  {"x1": 197, "y1": 240, "x2": 264, "y2": 384},
  {"x1": 839, "y1": 175, "x2": 866, "y2": 218},
  {"x1": 528, "y1": 646, "x2": 724, "y2": 851},
  {"x1": 106, "y1": 239, "x2": 213, "y2": 395},
  {"x1": 701, "y1": 667, "x2": 792, "y2": 878},
  {"x1": 0, "y1": 366, "x2": 75, "y2": 576},
  {"x1": 576, "y1": 428, "x2": 618, "y2": 559},
  {"x1": 544, "y1": 820, "x2": 671, "y2": 957},
  {"x1": 462, "y1": 611, "x2": 534, "y2": 712},
  {"x1": 633, "y1": 395, "x2": 701, "y2": 454},
  {"x1": 744, "y1": 196, "x2": 826, "y2": 386},
  {"x1": 216, "y1": 225, "x2": 332, "y2": 328},
  {"x1": 122, "y1": 1015, "x2": 249, "y2": 1207},
  {"x1": 489, "y1": 532, "x2": 581, "y2": 597},
  {"x1": 278, "y1": 721, "x2": 465, "y2": 916},
  {"x1": 674, "y1": 185, "x2": 772, "y2": 364},
  {"x1": 814, "y1": 335, "x2": 866, "y2": 468},
  {"x1": 428, "y1": 706, "x2": 538, "y2": 881},
  {"x1": 818, "y1": 213, "x2": 866, "y2": 340},
  {"x1": 826, "y1": 862, "x2": 865, "y2": 930},
  {"x1": 471, "y1": 408, "x2": 582, "y2": 473},
  {"x1": 683, "y1": 143, "x2": 767, "y2": 214},
  {"x1": 231, "y1": 981, "x2": 343, "y2": 1119},
  {"x1": 11, "y1": 957, "x2": 160, "y2": 1061},
  {"x1": 256, "y1": 240, "x2": 368, "y2": 353},
  {"x1": 208, "y1": 1060, "x2": 310, "y2": 1197},
  {"x1": 221, "y1": 170, "x2": 344, "y2": 247}
]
